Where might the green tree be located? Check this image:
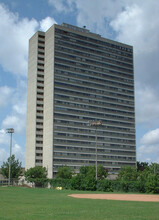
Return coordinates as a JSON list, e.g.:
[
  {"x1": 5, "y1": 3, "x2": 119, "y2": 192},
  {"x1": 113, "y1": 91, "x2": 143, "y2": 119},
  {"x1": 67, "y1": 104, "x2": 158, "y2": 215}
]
[
  {"x1": 24, "y1": 166, "x2": 47, "y2": 187},
  {"x1": 137, "y1": 161, "x2": 149, "y2": 171},
  {"x1": 56, "y1": 166, "x2": 73, "y2": 179},
  {"x1": 97, "y1": 165, "x2": 108, "y2": 180},
  {"x1": 71, "y1": 165, "x2": 107, "y2": 191},
  {"x1": 145, "y1": 173, "x2": 159, "y2": 193},
  {"x1": 137, "y1": 169, "x2": 149, "y2": 193},
  {"x1": 149, "y1": 163, "x2": 159, "y2": 175},
  {"x1": 80, "y1": 165, "x2": 108, "y2": 180},
  {"x1": 80, "y1": 166, "x2": 90, "y2": 176},
  {"x1": 136, "y1": 163, "x2": 159, "y2": 193},
  {"x1": 0, "y1": 155, "x2": 22, "y2": 179},
  {"x1": 118, "y1": 166, "x2": 138, "y2": 181}
]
